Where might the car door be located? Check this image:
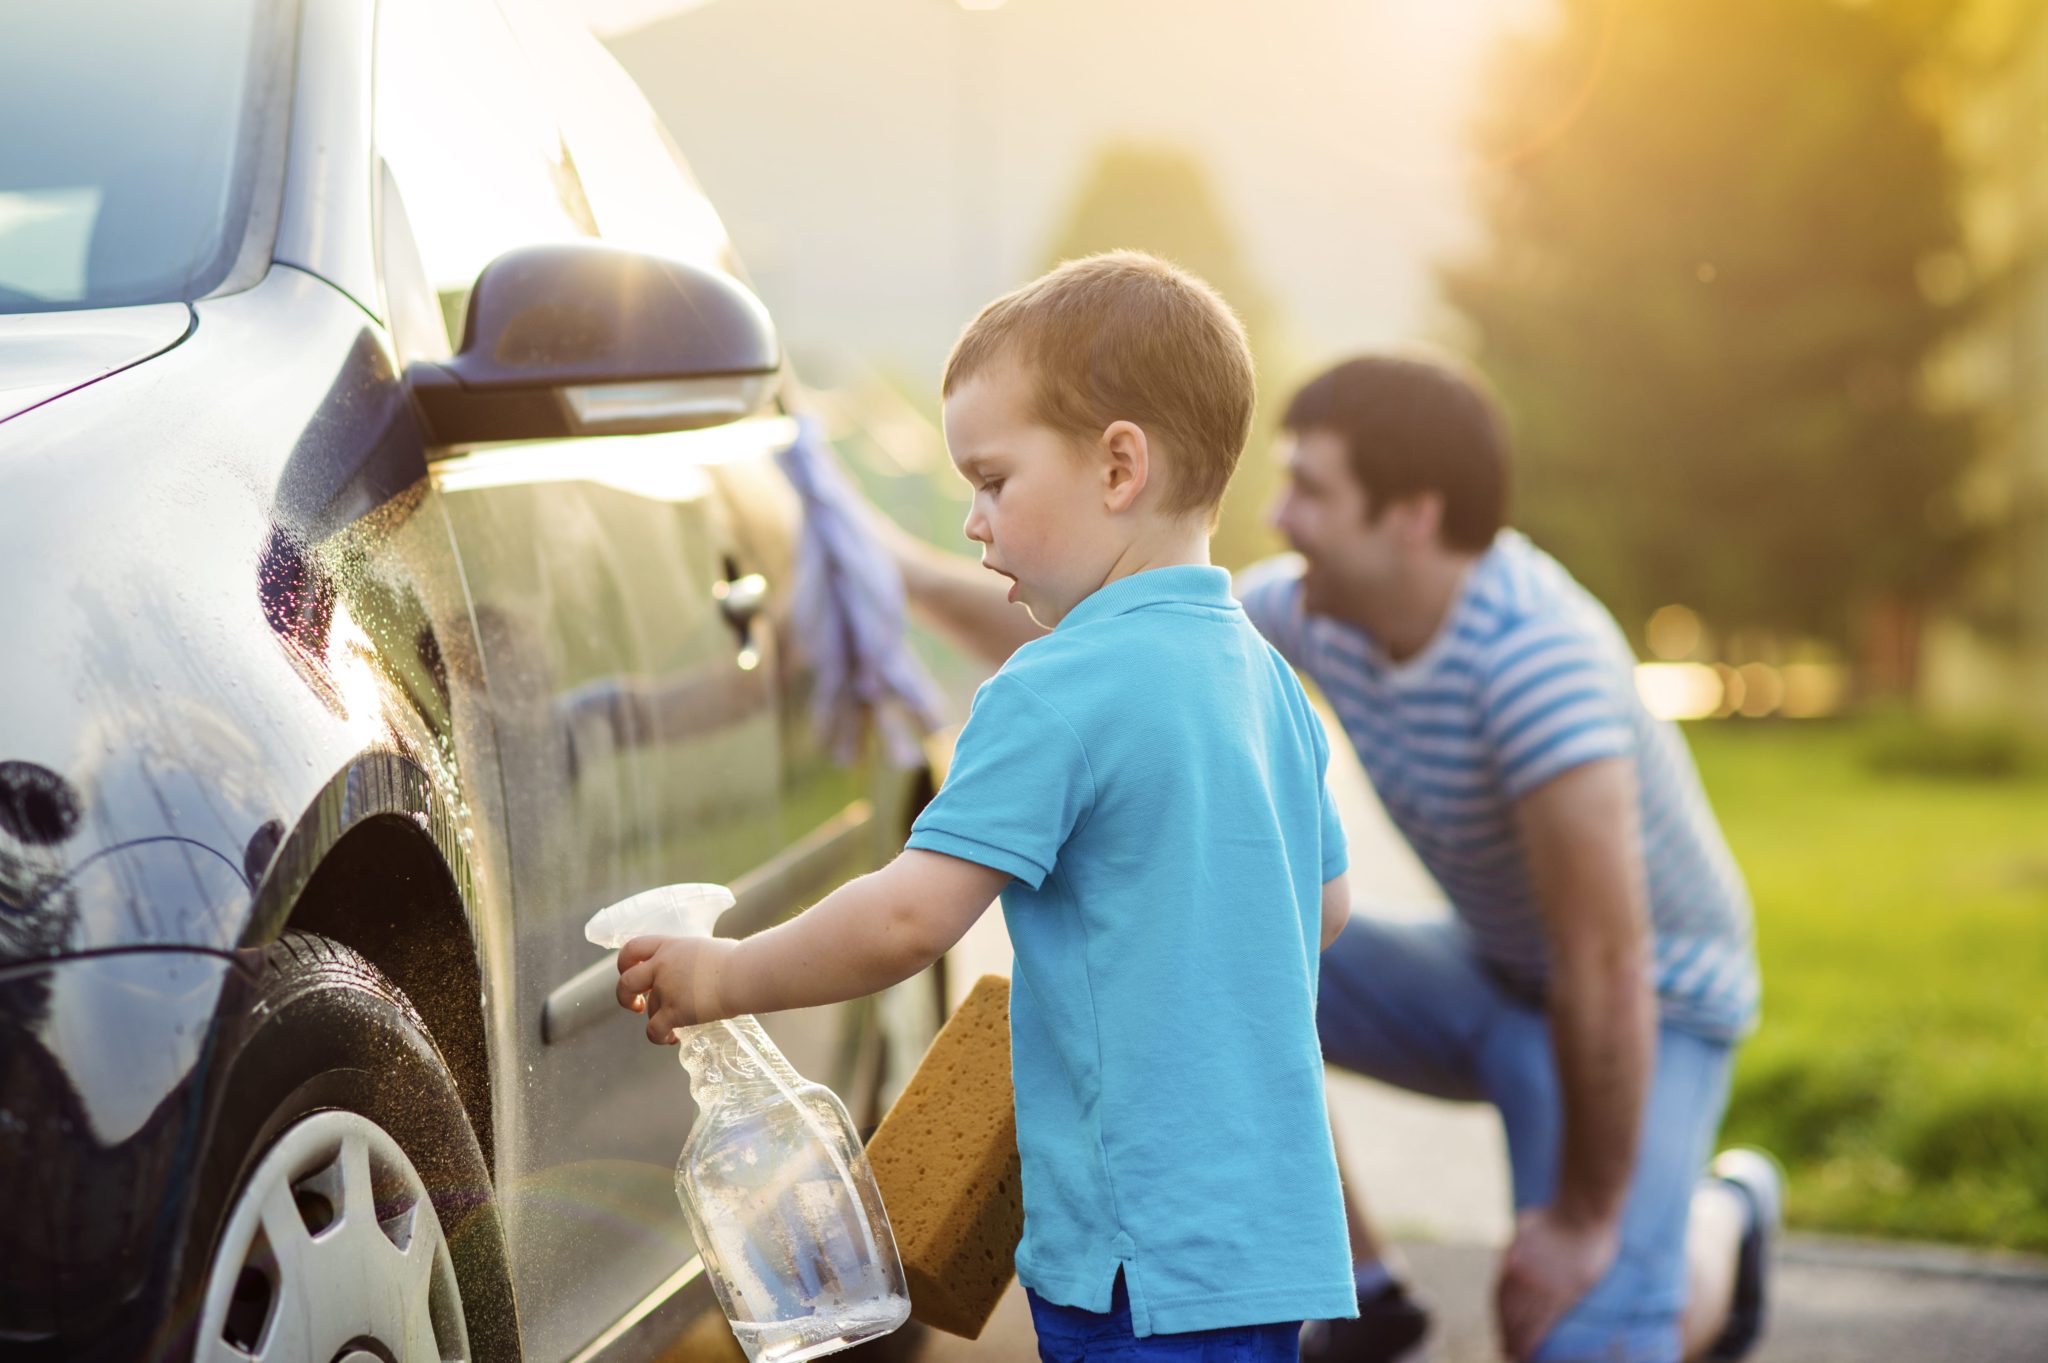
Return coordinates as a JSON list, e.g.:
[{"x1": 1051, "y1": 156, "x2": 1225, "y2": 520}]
[
  {"x1": 371, "y1": 4, "x2": 785, "y2": 1358},
  {"x1": 490, "y1": 0, "x2": 913, "y2": 1102}
]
